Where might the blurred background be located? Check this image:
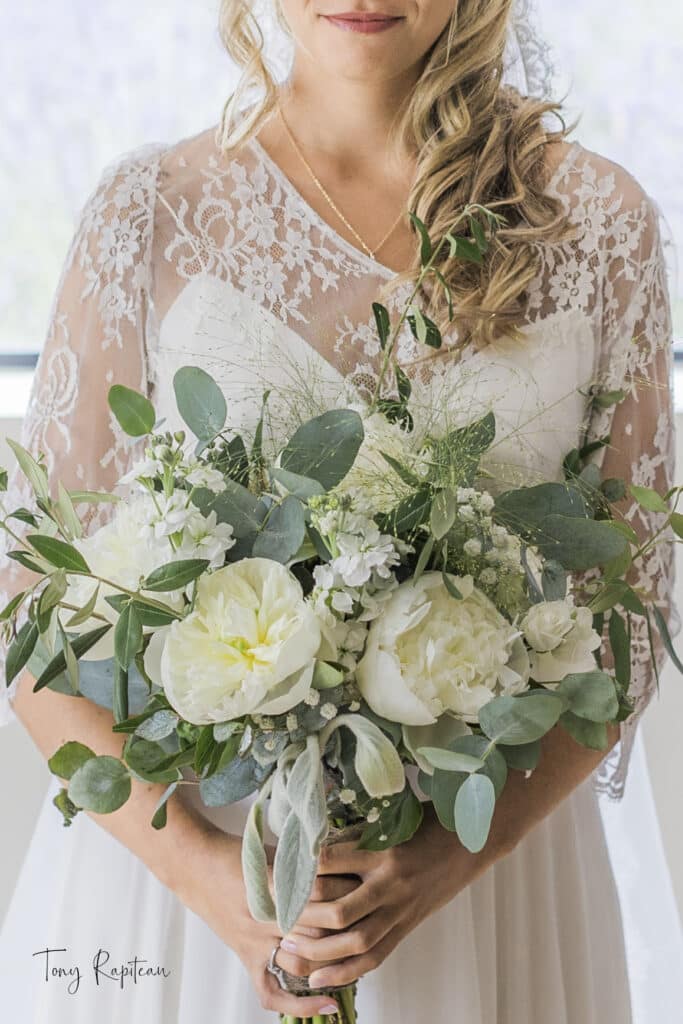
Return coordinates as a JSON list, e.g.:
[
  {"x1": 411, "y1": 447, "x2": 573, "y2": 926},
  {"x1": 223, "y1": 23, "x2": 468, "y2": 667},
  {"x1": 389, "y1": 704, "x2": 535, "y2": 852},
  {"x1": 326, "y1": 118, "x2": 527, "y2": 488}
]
[{"x1": 1, "y1": 0, "x2": 681, "y2": 1012}]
